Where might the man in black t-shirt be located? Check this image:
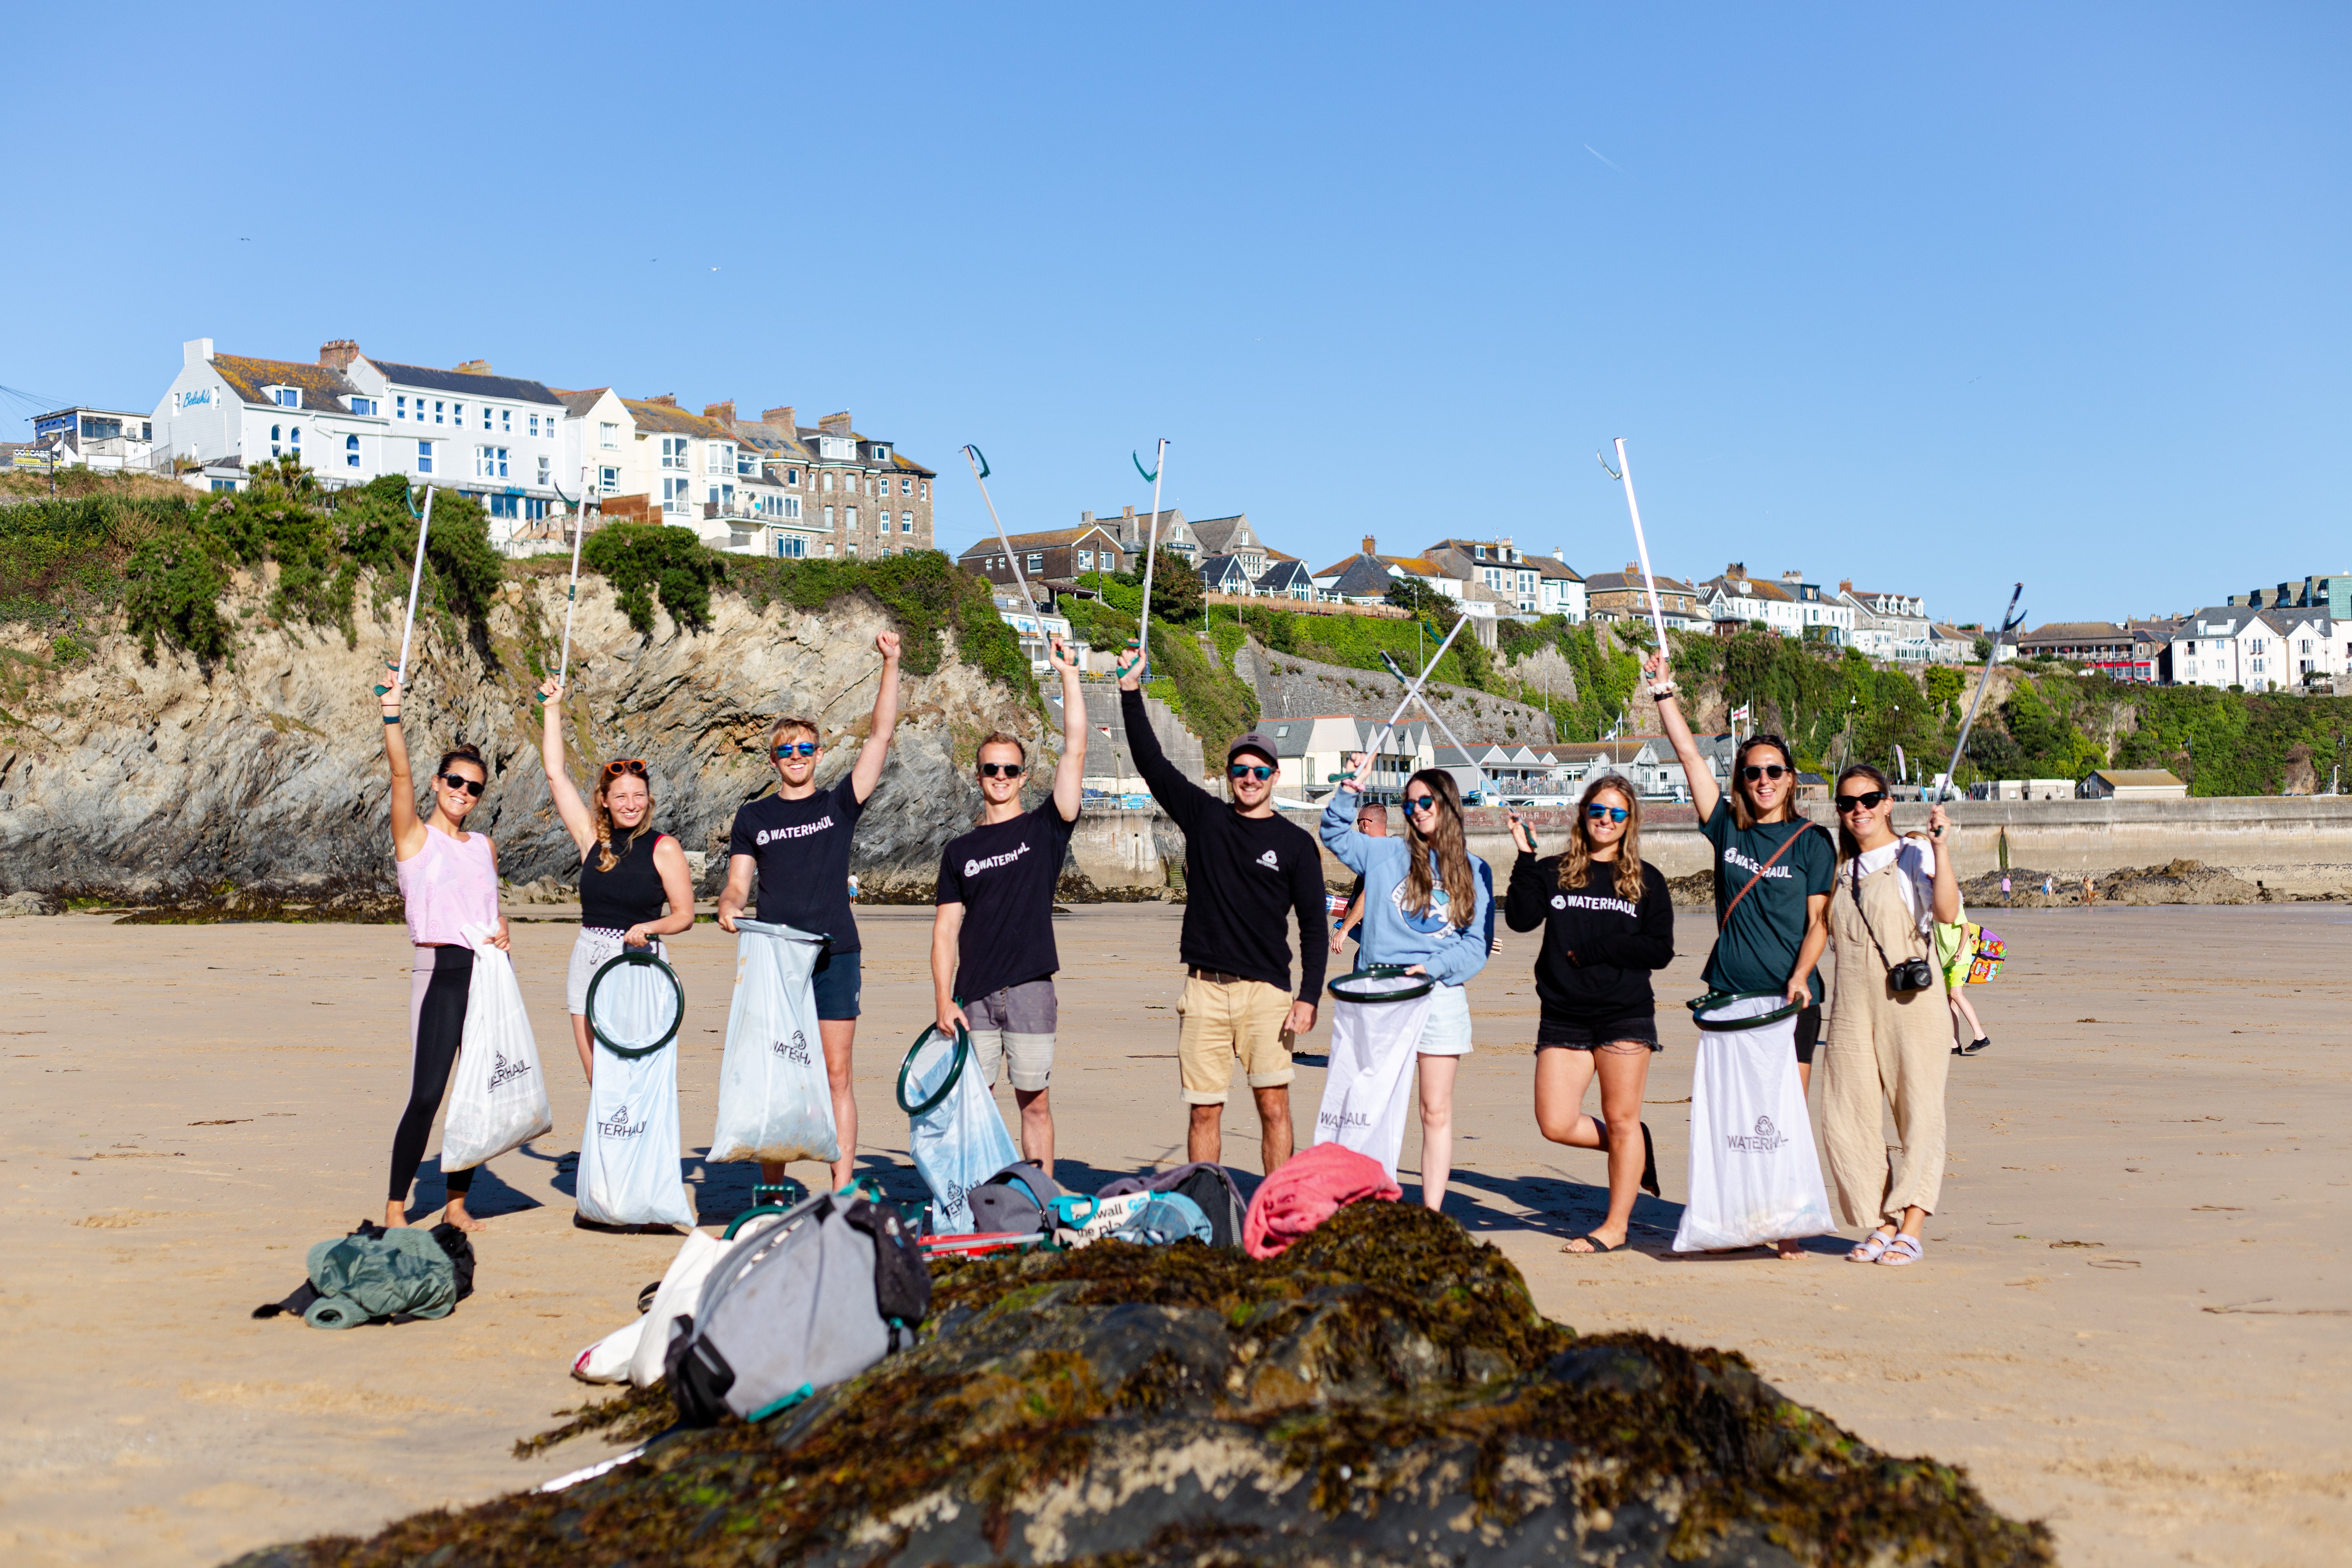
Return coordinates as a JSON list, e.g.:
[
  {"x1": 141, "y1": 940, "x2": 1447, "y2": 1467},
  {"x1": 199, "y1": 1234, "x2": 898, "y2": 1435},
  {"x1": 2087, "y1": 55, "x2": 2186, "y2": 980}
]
[
  {"x1": 718, "y1": 629, "x2": 902, "y2": 1192},
  {"x1": 931, "y1": 637, "x2": 1086, "y2": 1177}
]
